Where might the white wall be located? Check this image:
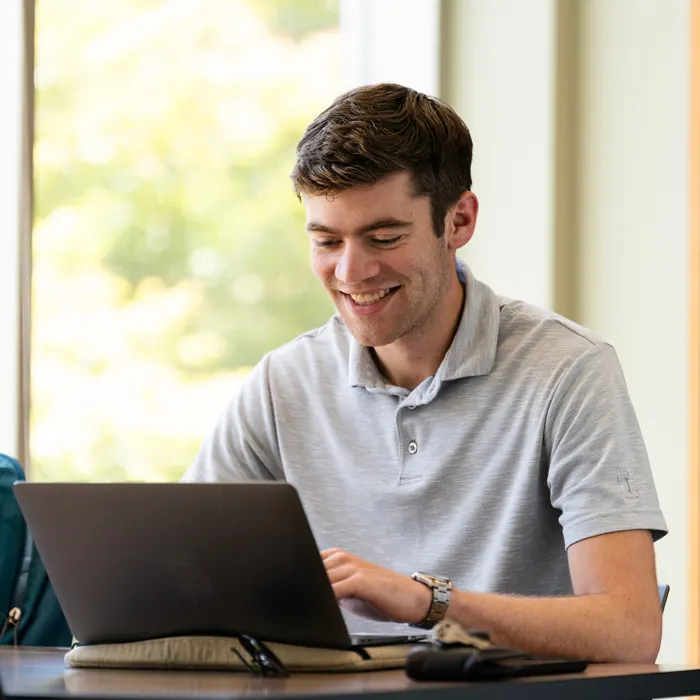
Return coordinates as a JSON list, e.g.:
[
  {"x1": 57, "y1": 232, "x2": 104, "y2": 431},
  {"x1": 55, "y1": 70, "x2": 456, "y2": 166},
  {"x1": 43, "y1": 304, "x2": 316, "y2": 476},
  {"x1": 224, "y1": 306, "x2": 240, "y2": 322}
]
[
  {"x1": 340, "y1": 0, "x2": 440, "y2": 95},
  {"x1": 445, "y1": 0, "x2": 690, "y2": 663},
  {"x1": 576, "y1": 0, "x2": 690, "y2": 664},
  {"x1": 0, "y1": 0, "x2": 22, "y2": 459},
  {"x1": 444, "y1": 0, "x2": 558, "y2": 309}
]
